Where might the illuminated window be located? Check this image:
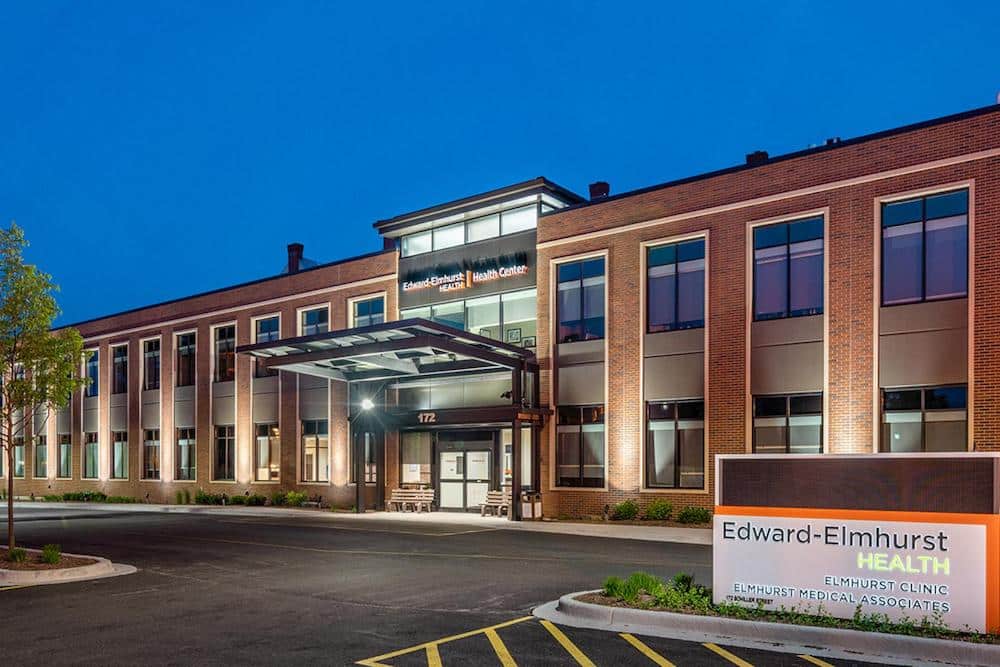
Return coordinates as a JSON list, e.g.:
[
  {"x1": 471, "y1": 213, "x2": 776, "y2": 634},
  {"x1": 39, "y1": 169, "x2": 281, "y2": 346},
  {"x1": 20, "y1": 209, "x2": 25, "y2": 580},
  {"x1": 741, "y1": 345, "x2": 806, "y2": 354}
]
[
  {"x1": 143, "y1": 429, "x2": 160, "y2": 480},
  {"x1": 555, "y1": 405, "x2": 605, "y2": 487},
  {"x1": 301, "y1": 420, "x2": 329, "y2": 482},
  {"x1": 647, "y1": 239, "x2": 705, "y2": 333},
  {"x1": 57, "y1": 434, "x2": 71, "y2": 479},
  {"x1": 557, "y1": 258, "x2": 605, "y2": 343},
  {"x1": 753, "y1": 394, "x2": 822, "y2": 454},
  {"x1": 34, "y1": 435, "x2": 47, "y2": 478},
  {"x1": 111, "y1": 431, "x2": 128, "y2": 479},
  {"x1": 83, "y1": 432, "x2": 99, "y2": 479},
  {"x1": 646, "y1": 401, "x2": 704, "y2": 488},
  {"x1": 254, "y1": 317, "x2": 279, "y2": 378},
  {"x1": 214, "y1": 325, "x2": 235, "y2": 382},
  {"x1": 881, "y1": 385, "x2": 966, "y2": 452},
  {"x1": 176, "y1": 428, "x2": 196, "y2": 480},
  {"x1": 753, "y1": 217, "x2": 823, "y2": 320},
  {"x1": 255, "y1": 424, "x2": 279, "y2": 481},
  {"x1": 176, "y1": 333, "x2": 196, "y2": 387}
]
